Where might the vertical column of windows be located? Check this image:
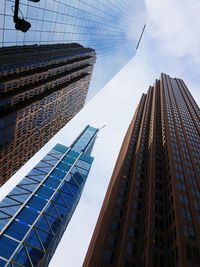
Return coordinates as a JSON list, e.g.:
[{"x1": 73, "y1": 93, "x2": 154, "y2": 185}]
[{"x1": 165, "y1": 75, "x2": 200, "y2": 265}]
